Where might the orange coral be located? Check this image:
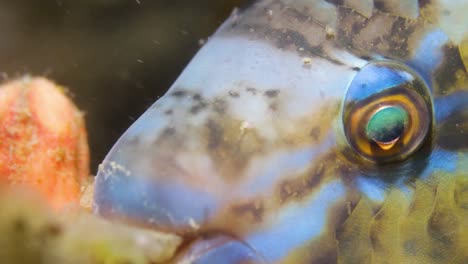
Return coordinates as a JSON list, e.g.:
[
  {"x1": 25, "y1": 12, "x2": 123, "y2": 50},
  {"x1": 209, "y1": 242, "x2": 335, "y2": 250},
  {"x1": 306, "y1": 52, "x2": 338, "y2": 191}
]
[{"x1": 0, "y1": 77, "x2": 89, "y2": 209}]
